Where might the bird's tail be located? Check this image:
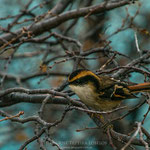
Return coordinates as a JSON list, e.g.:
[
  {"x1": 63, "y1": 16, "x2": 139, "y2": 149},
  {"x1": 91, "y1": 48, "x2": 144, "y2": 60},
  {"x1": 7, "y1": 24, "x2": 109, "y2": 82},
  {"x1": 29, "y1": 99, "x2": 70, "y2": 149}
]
[{"x1": 128, "y1": 82, "x2": 150, "y2": 93}]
